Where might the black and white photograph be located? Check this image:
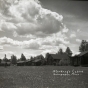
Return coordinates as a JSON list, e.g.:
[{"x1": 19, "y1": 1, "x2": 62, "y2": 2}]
[{"x1": 0, "y1": 0, "x2": 88, "y2": 88}]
